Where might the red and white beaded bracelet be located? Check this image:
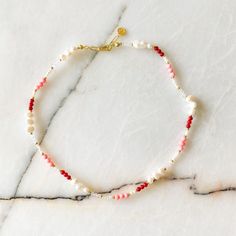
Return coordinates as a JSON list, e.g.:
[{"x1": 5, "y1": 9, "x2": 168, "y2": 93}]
[{"x1": 27, "y1": 27, "x2": 197, "y2": 200}]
